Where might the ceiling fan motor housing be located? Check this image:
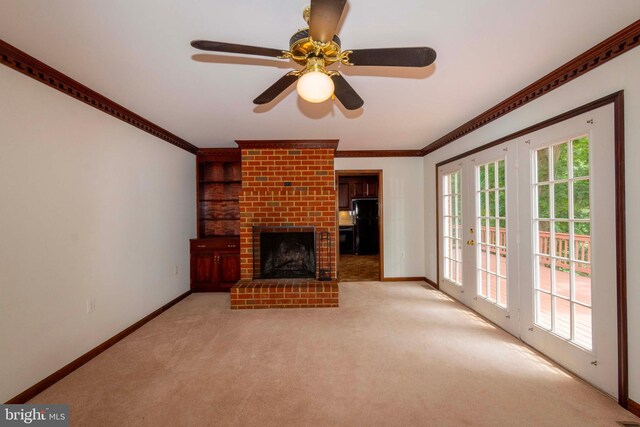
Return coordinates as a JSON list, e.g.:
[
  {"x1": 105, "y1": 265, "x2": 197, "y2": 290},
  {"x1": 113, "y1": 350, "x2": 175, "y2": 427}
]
[{"x1": 289, "y1": 29, "x2": 342, "y2": 66}]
